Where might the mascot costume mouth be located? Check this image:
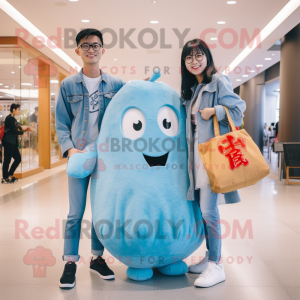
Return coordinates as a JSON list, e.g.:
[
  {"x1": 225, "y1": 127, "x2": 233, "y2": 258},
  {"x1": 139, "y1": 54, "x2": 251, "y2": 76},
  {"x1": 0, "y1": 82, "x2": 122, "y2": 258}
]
[{"x1": 67, "y1": 69, "x2": 204, "y2": 281}]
